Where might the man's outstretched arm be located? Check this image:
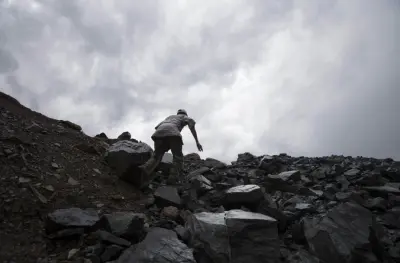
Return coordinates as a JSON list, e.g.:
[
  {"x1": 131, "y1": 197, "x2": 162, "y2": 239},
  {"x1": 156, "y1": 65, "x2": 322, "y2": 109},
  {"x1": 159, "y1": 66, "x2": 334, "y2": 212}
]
[{"x1": 189, "y1": 125, "x2": 203, "y2": 151}]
